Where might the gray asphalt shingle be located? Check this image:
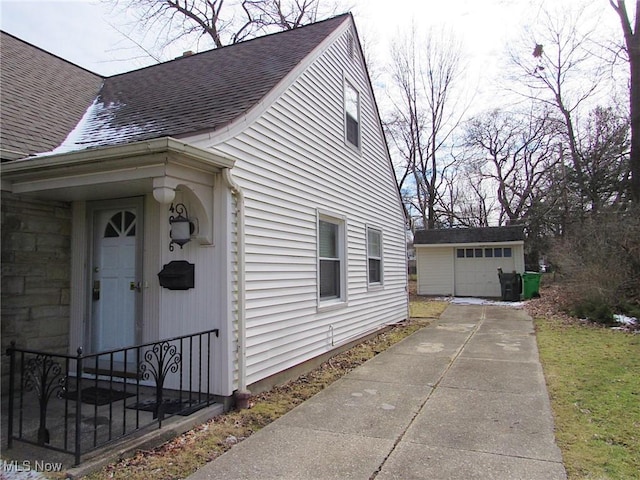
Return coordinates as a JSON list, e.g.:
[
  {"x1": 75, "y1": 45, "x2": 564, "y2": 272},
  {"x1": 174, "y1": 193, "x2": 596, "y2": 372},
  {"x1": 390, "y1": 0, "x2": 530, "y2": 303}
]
[
  {"x1": 414, "y1": 226, "x2": 525, "y2": 244},
  {"x1": 0, "y1": 31, "x2": 103, "y2": 160},
  {"x1": 1, "y1": 14, "x2": 349, "y2": 157}
]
